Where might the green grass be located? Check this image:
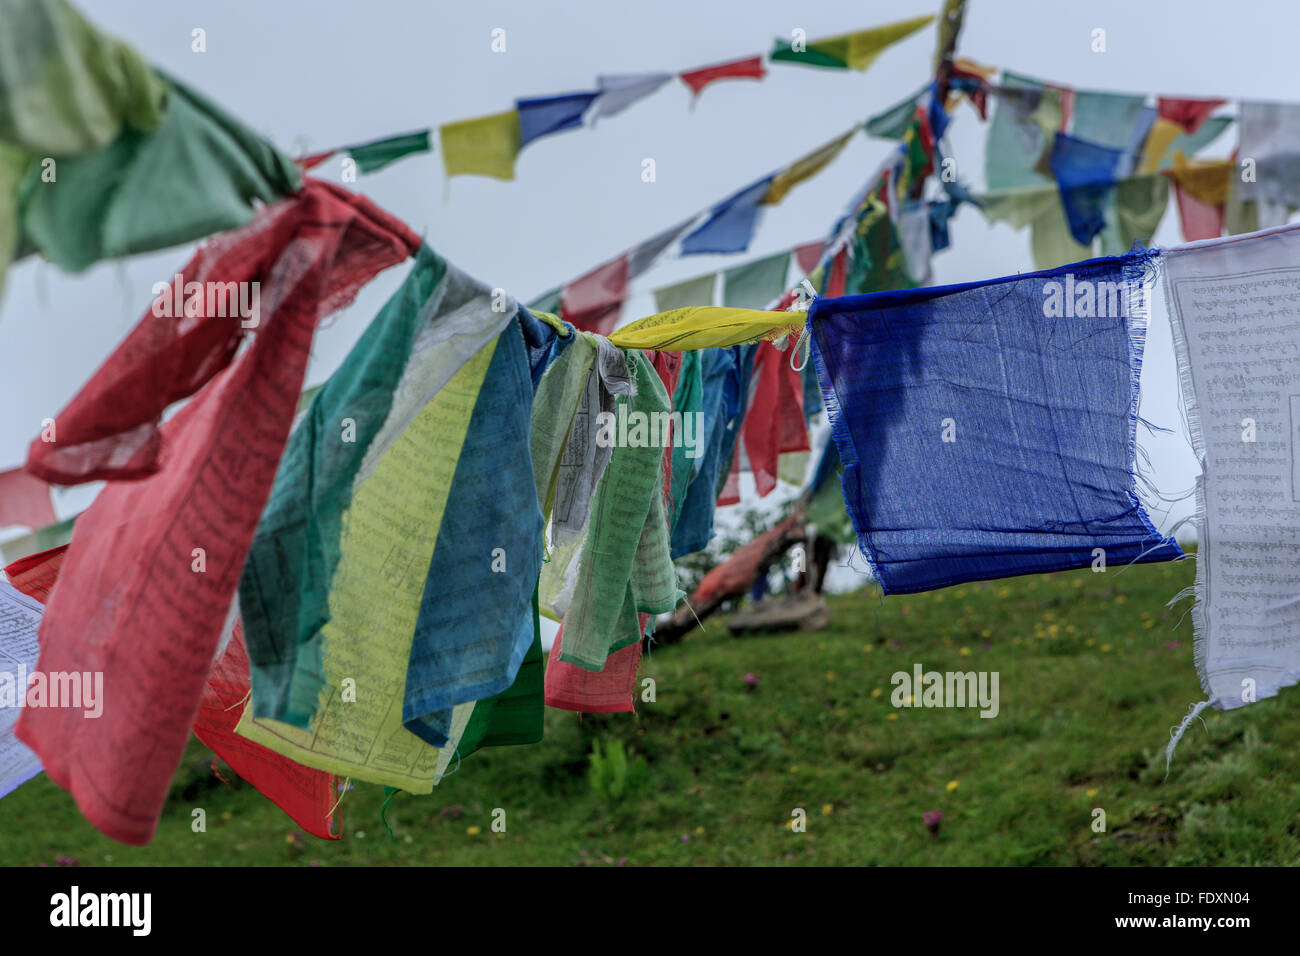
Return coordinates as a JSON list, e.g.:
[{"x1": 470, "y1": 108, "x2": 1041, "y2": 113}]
[{"x1": 4, "y1": 554, "x2": 1300, "y2": 865}]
